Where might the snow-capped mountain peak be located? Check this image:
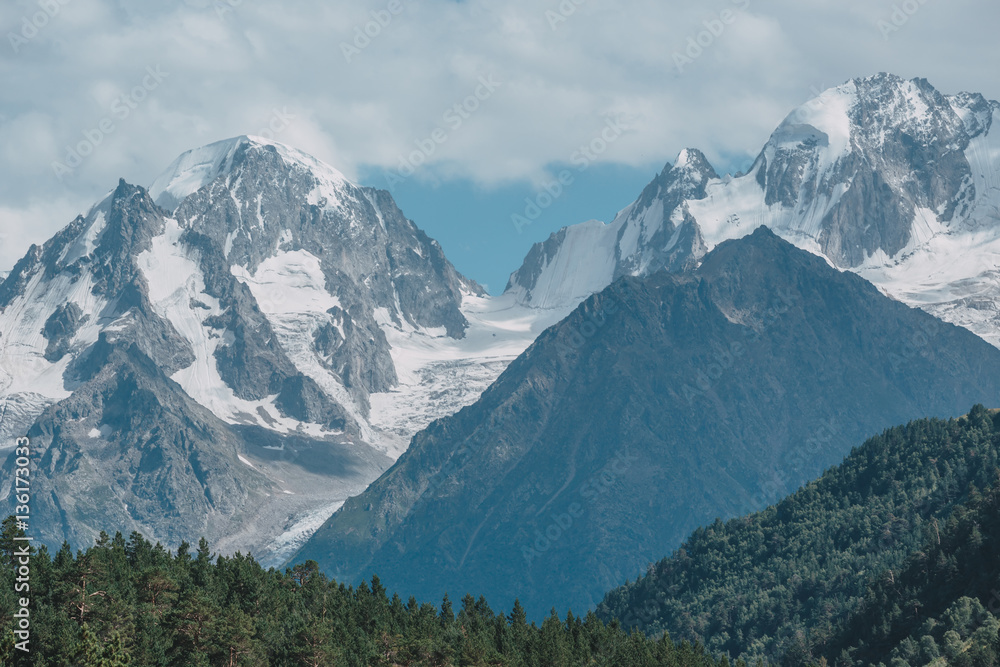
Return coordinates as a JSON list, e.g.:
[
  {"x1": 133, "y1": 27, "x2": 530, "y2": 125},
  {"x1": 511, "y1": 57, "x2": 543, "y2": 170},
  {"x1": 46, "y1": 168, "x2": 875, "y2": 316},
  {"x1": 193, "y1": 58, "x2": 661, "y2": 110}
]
[
  {"x1": 149, "y1": 135, "x2": 350, "y2": 213},
  {"x1": 1, "y1": 137, "x2": 564, "y2": 562},
  {"x1": 506, "y1": 73, "x2": 1000, "y2": 347},
  {"x1": 505, "y1": 147, "x2": 712, "y2": 308},
  {"x1": 762, "y1": 79, "x2": 856, "y2": 178}
]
